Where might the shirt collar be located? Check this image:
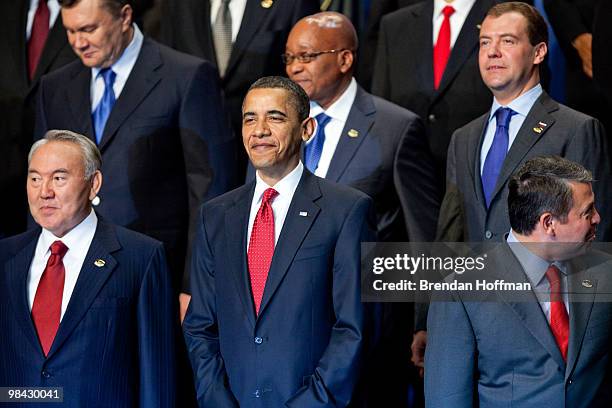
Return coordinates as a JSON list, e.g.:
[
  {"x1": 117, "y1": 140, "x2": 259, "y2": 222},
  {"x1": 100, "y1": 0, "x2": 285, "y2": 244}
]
[
  {"x1": 507, "y1": 229, "x2": 567, "y2": 286},
  {"x1": 434, "y1": 0, "x2": 476, "y2": 18},
  {"x1": 309, "y1": 77, "x2": 358, "y2": 122},
  {"x1": 92, "y1": 23, "x2": 143, "y2": 80},
  {"x1": 253, "y1": 161, "x2": 304, "y2": 204},
  {"x1": 38, "y1": 210, "x2": 98, "y2": 257},
  {"x1": 489, "y1": 84, "x2": 543, "y2": 123}
]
